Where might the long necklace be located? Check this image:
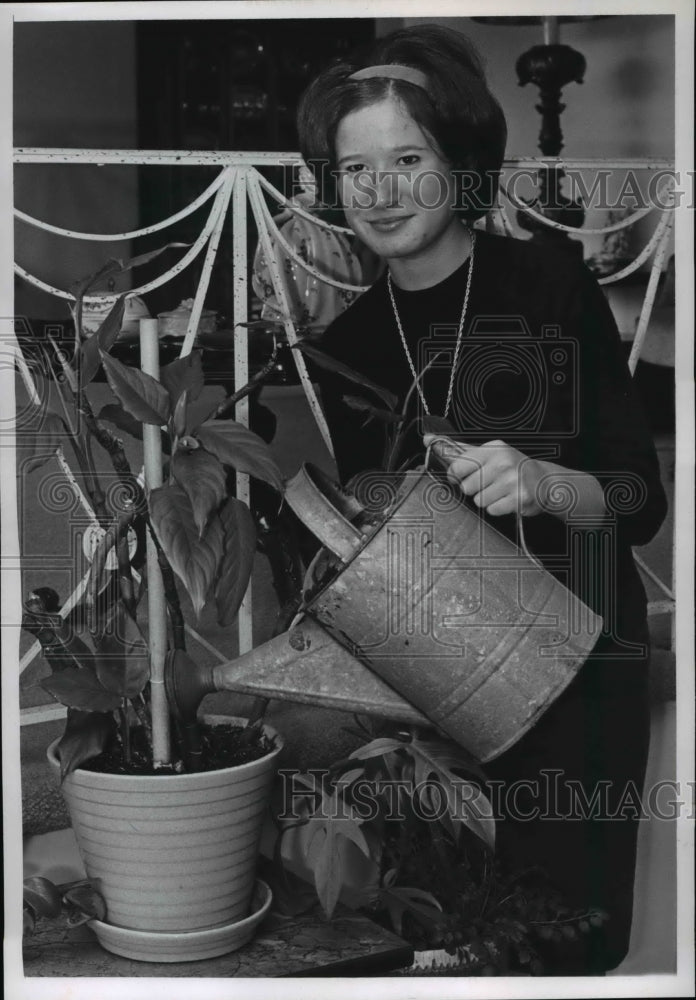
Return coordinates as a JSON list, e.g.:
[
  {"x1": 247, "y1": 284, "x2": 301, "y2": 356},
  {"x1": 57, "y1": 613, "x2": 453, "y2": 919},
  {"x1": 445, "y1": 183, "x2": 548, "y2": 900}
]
[{"x1": 387, "y1": 230, "x2": 476, "y2": 419}]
